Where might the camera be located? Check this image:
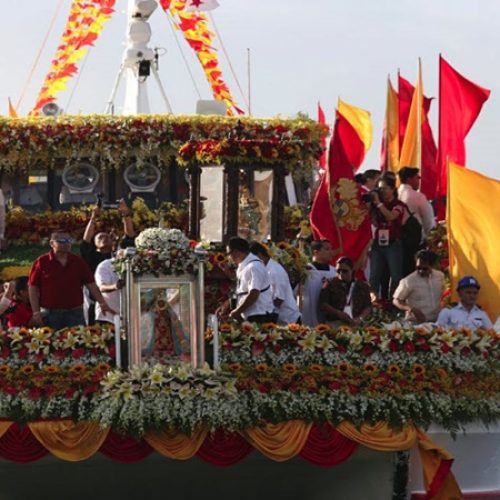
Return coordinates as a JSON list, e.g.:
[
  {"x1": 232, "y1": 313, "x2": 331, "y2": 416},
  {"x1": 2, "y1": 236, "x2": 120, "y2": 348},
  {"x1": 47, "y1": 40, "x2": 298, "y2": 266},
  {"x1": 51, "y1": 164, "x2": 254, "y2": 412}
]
[
  {"x1": 96, "y1": 193, "x2": 119, "y2": 209},
  {"x1": 361, "y1": 188, "x2": 381, "y2": 204}
]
